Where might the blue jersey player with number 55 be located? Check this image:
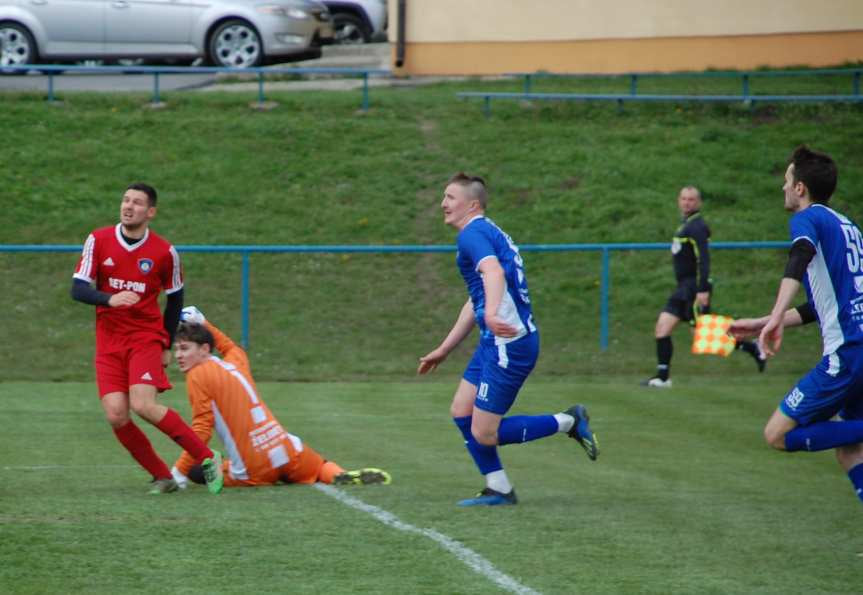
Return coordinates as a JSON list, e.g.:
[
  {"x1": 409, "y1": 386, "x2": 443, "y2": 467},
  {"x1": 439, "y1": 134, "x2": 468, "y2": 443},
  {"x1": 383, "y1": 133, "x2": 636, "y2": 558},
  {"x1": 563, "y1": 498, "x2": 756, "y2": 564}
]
[
  {"x1": 418, "y1": 173, "x2": 599, "y2": 507},
  {"x1": 730, "y1": 146, "x2": 863, "y2": 506}
]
